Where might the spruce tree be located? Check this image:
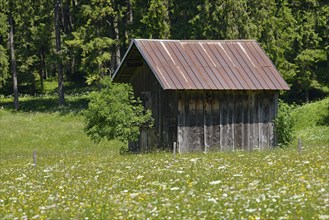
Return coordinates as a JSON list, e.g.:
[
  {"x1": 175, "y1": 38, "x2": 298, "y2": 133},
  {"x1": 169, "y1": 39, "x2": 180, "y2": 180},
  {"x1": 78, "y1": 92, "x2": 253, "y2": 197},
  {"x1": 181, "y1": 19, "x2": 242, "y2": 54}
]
[{"x1": 0, "y1": 0, "x2": 9, "y2": 89}]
